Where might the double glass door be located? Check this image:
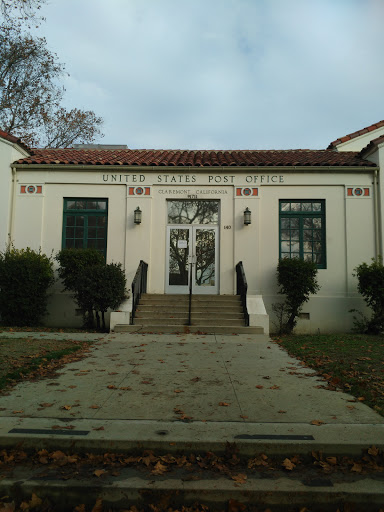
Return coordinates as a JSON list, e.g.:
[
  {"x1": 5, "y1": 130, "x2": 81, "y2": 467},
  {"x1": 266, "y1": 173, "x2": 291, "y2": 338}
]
[{"x1": 166, "y1": 225, "x2": 218, "y2": 294}]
